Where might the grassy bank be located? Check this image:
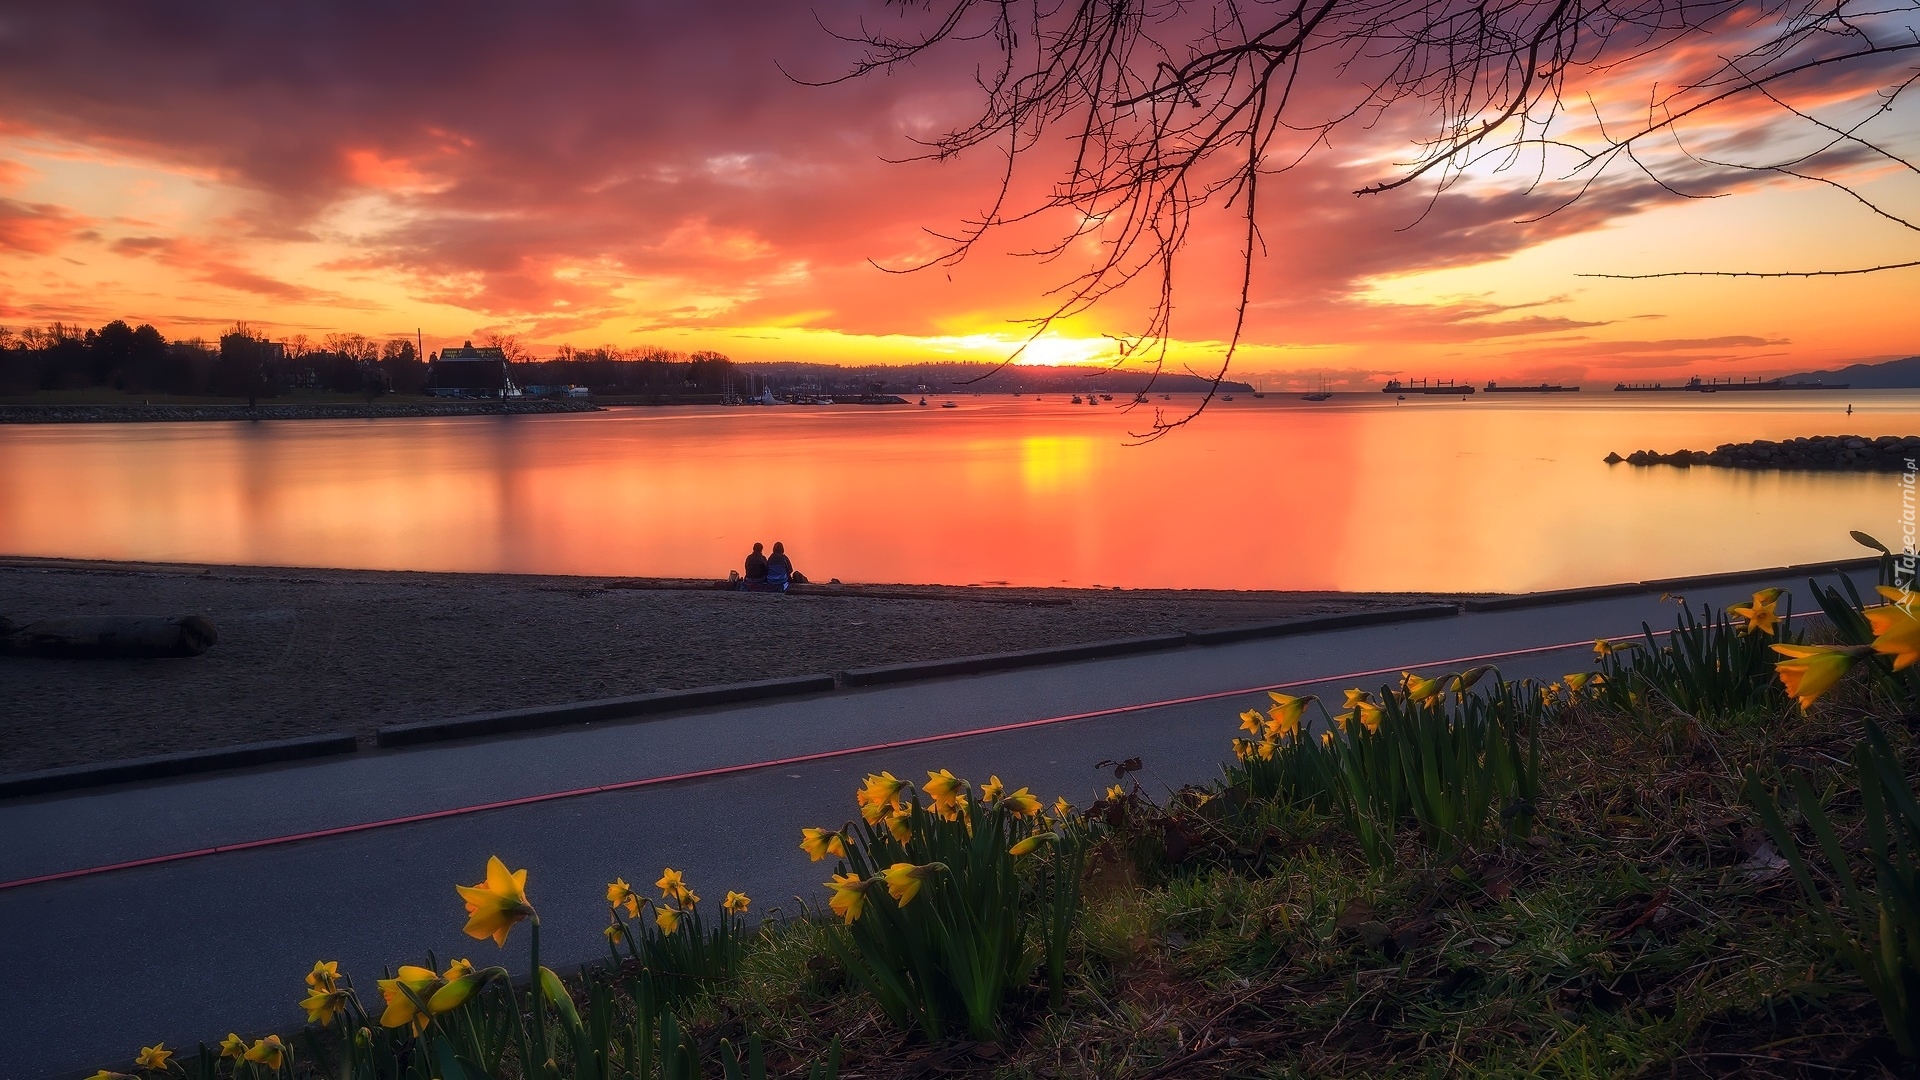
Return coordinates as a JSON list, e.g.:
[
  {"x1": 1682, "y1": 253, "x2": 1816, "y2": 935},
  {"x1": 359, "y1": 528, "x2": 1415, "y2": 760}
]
[{"x1": 80, "y1": 565, "x2": 1920, "y2": 1079}]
